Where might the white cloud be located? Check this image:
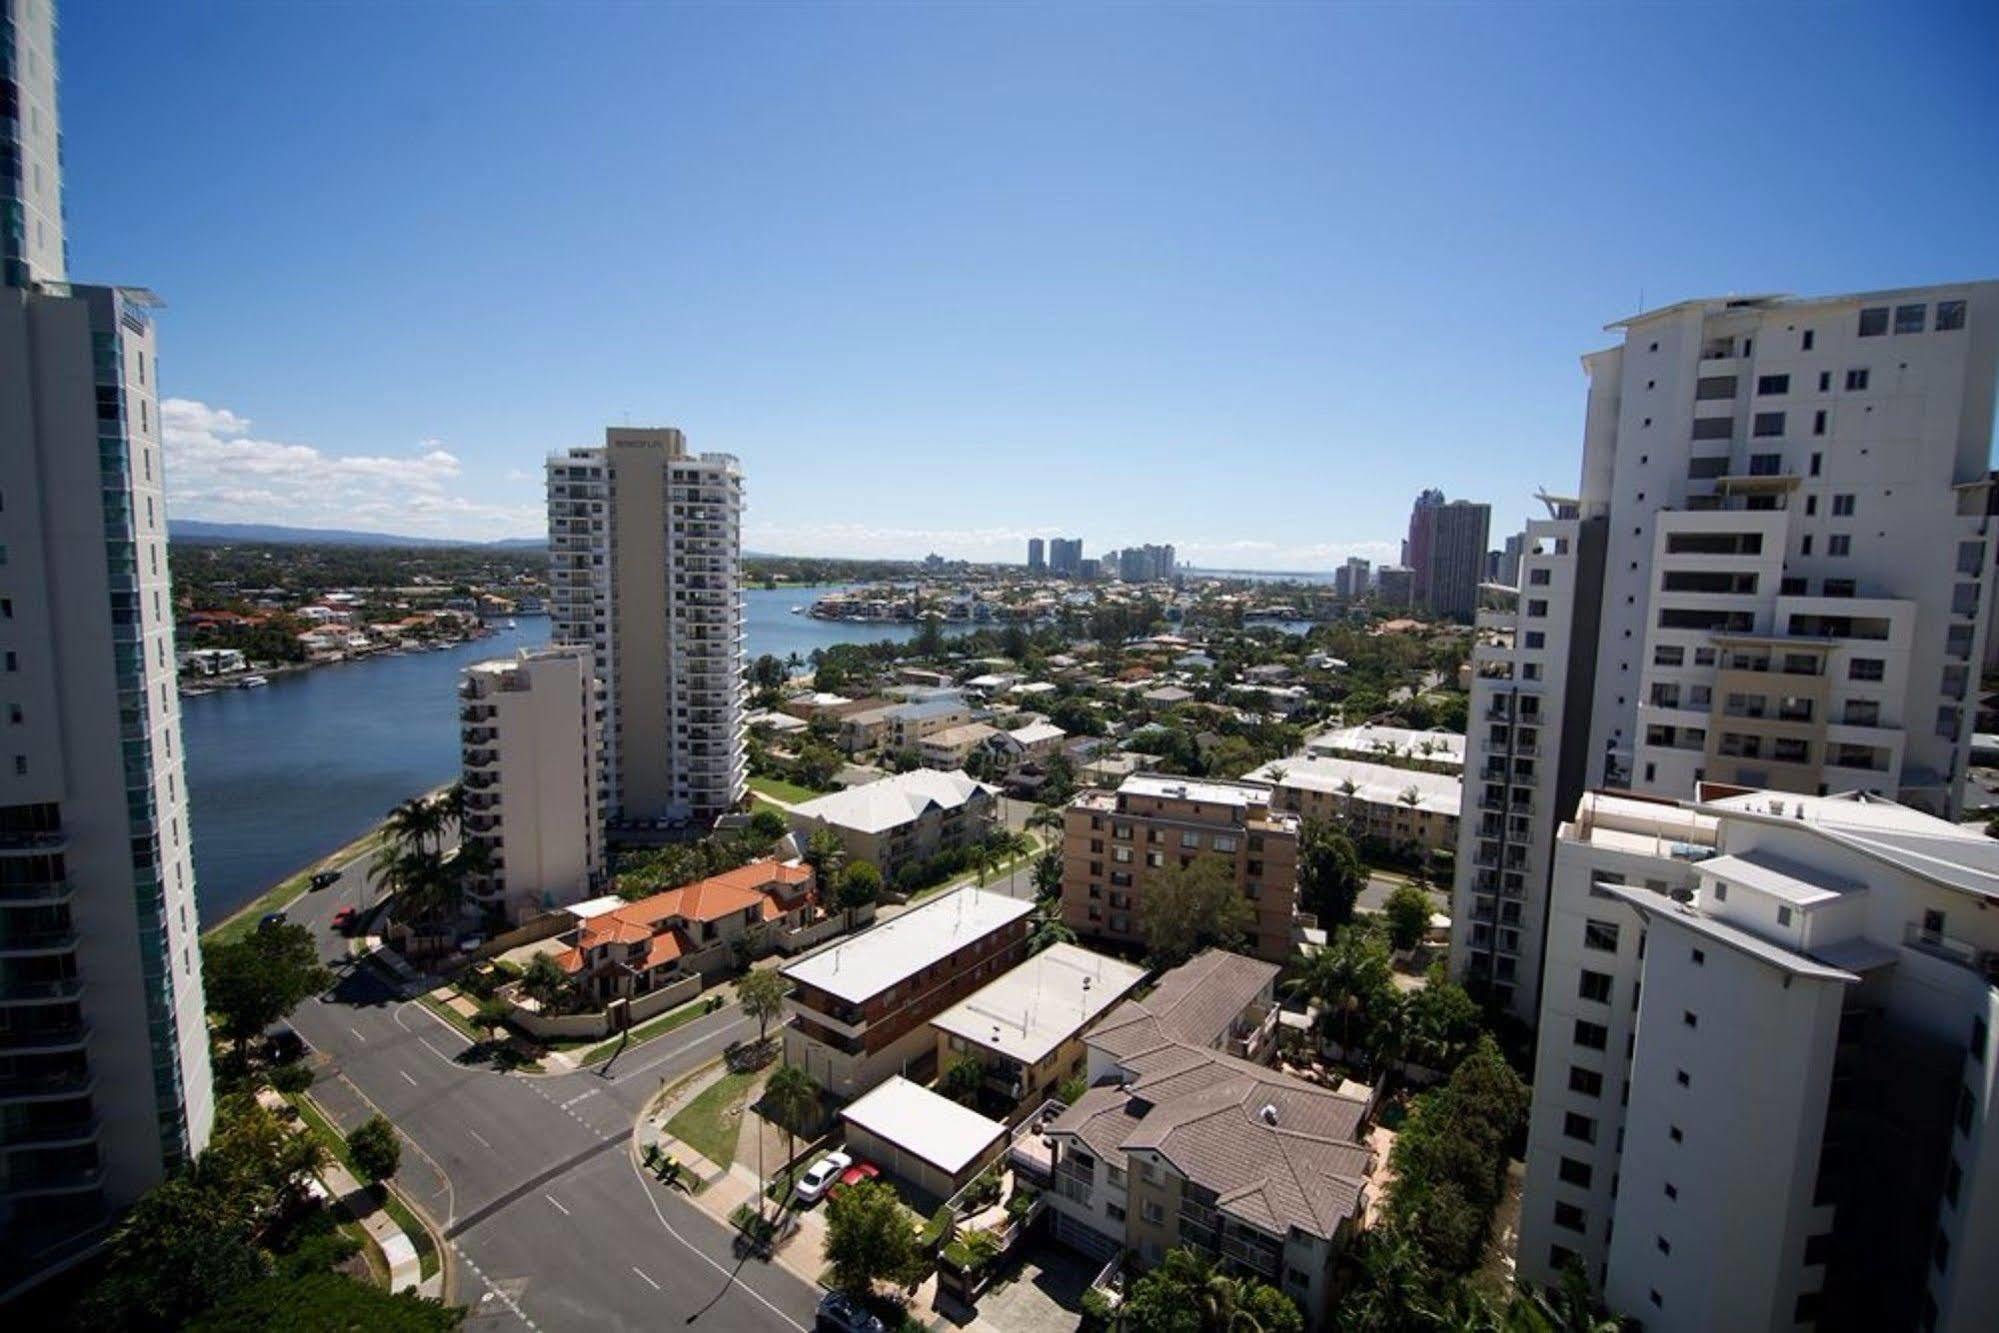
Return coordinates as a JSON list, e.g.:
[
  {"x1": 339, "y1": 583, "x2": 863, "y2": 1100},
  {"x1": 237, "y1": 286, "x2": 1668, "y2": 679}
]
[{"x1": 161, "y1": 398, "x2": 542, "y2": 540}]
